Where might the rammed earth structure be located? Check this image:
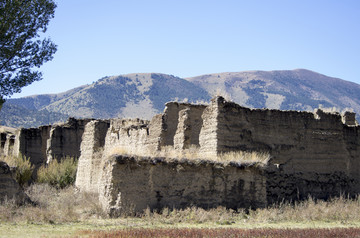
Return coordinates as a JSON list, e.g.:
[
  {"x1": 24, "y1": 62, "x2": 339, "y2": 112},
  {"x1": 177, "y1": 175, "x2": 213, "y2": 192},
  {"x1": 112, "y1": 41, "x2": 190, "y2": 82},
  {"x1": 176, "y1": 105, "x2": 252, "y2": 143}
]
[{"x1": 1, "y1": 96, "x2": 359, "y2": 215}]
